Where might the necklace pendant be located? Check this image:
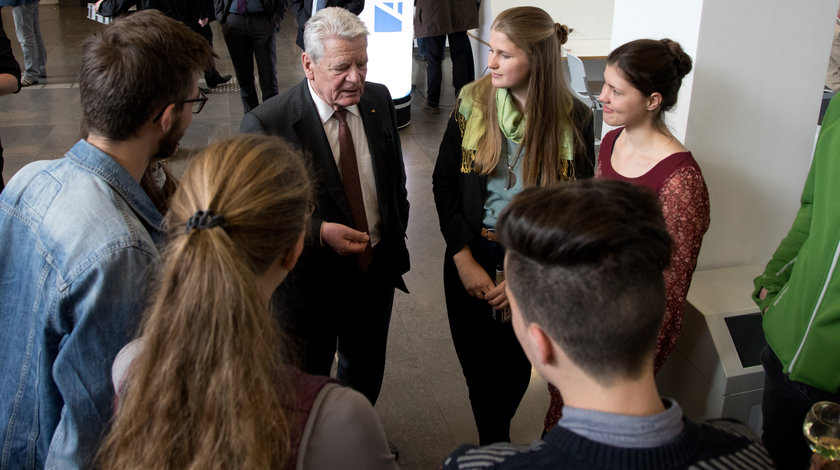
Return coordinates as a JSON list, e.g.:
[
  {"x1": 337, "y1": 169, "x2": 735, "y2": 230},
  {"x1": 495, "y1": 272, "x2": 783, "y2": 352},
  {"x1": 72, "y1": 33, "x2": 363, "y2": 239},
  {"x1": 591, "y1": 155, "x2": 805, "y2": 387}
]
[{"x1": 505, "y1": 167, "x2": 517, "y2": 190}]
